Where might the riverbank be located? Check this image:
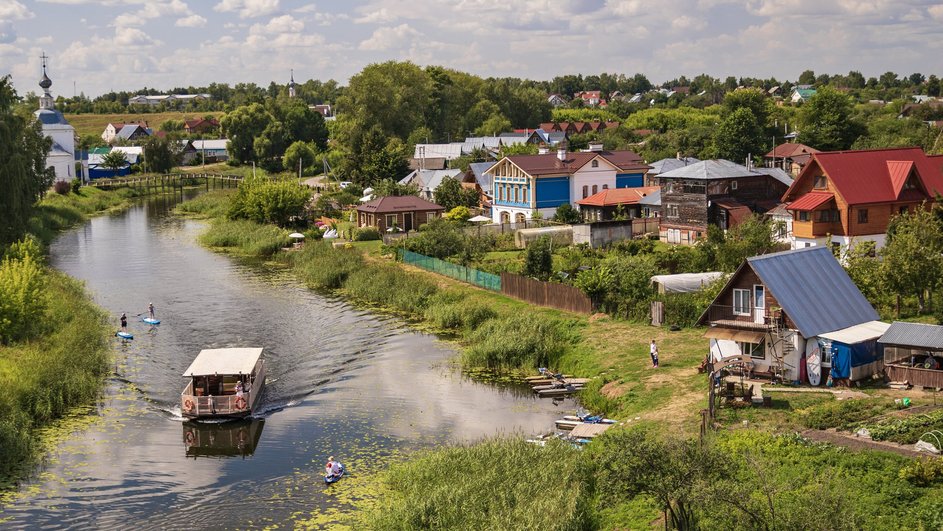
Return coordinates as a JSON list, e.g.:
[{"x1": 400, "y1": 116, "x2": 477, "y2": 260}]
[
  {"x1": 0, "y1": 187, "x2": 151, "y2": 490},
  {"x1": 177, "y1": 193, "x2": 943, "y2": 529}
]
